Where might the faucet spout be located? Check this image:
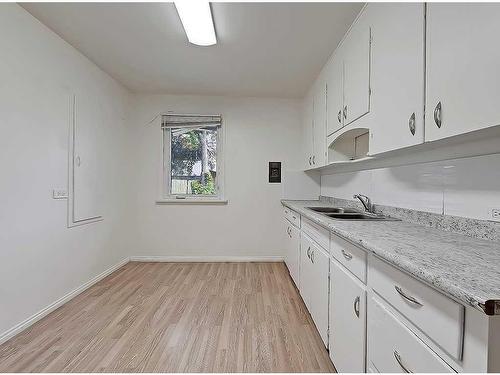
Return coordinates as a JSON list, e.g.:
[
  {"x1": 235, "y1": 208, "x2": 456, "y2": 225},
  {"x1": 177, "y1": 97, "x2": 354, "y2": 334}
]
[{"x1": 353, "y1": 194, "x2": 374, "y2": 213}]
